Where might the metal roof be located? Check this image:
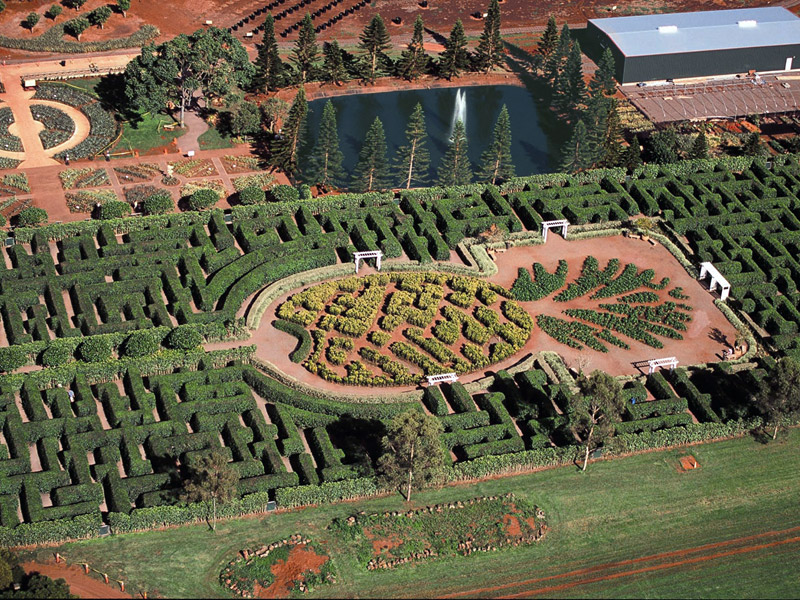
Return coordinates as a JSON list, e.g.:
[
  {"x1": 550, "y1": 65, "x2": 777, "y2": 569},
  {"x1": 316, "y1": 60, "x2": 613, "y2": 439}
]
[{"x1": 589, "y1": 7, "x2": 800, "y2": 57}]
